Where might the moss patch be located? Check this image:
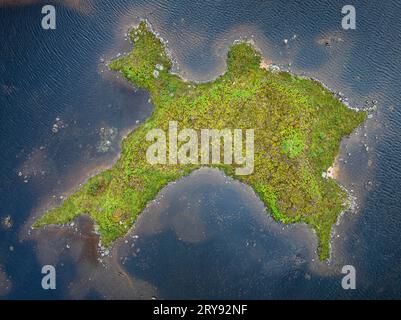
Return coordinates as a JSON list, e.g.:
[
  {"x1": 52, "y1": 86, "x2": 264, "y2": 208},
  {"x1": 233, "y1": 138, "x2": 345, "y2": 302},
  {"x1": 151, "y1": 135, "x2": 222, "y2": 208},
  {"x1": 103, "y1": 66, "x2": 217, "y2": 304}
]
[{"x1": 33, "y1": 21, "x2": 366, "y2": 260}]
